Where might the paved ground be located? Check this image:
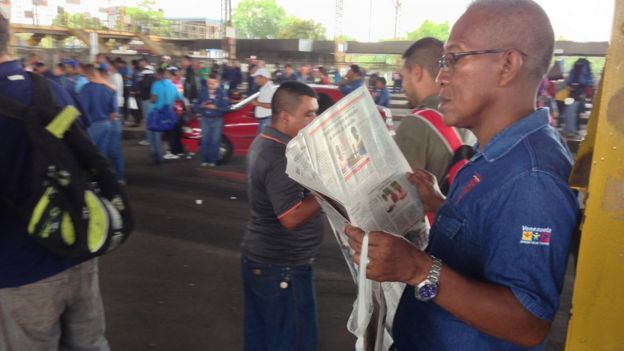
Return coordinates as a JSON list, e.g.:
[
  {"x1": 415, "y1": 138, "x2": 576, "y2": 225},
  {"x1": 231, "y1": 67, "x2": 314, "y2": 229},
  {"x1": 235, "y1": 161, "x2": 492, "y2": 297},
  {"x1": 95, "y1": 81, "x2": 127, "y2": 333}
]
[
  {"x1": 99, "y1": 139, "x2": 575, "y2": 350},
  {"x1": 99, "y1": 141, "x2": 357, "y2": 350}
]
